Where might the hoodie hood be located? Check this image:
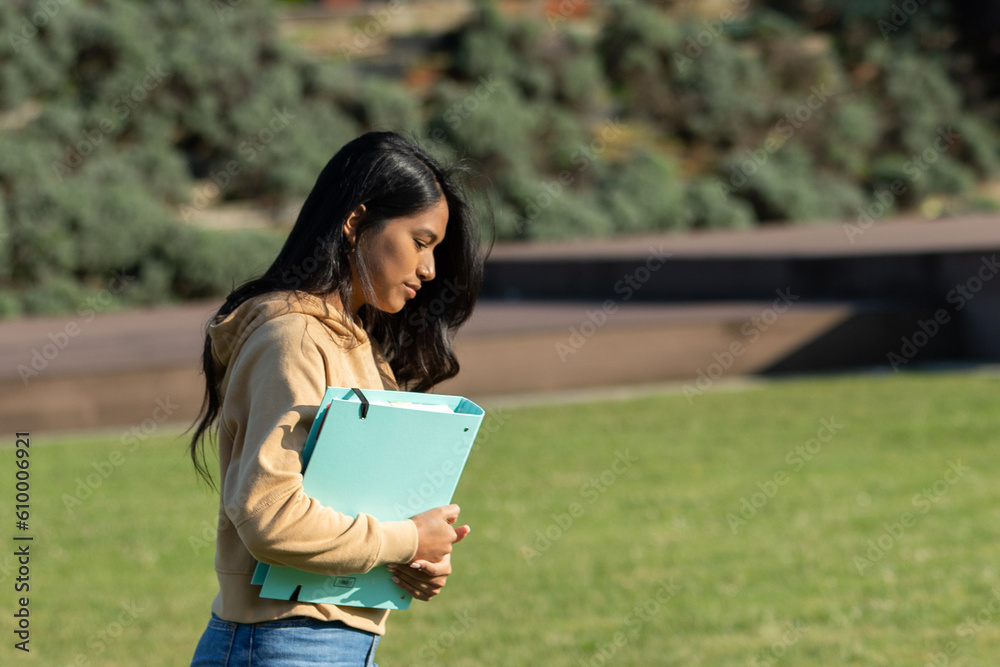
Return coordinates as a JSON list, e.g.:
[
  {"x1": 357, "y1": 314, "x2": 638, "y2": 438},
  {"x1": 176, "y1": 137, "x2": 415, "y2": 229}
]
[{"x1": 208, "y1": 291, "x2": 368, "y2": 374}]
